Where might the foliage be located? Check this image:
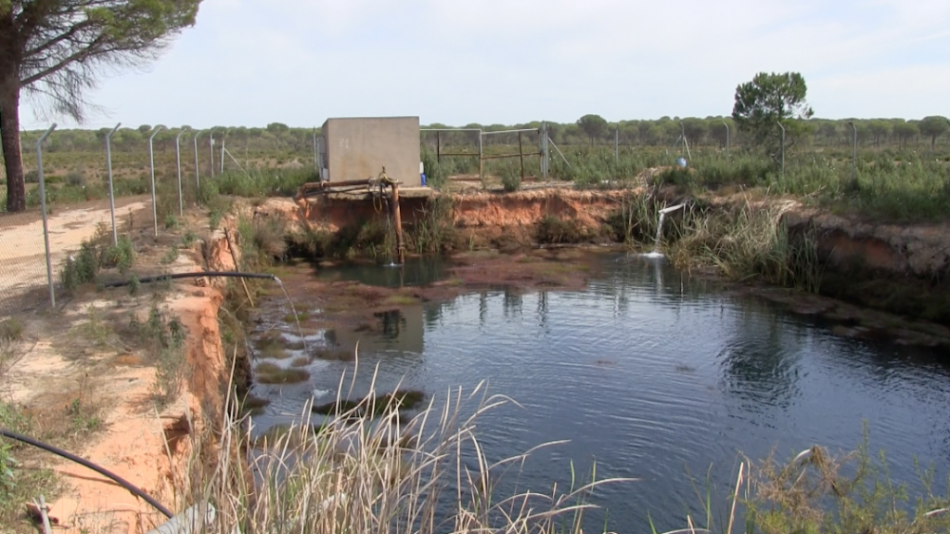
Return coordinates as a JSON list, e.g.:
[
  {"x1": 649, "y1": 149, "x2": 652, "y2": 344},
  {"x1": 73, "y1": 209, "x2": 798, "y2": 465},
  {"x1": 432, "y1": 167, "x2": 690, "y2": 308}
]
[
  {"x1": 918, "y1": 116, "x2": 949, "y2": 151},
  {"x1": 128, "y1": 305, "x2": 187, "y2": 407},
  {"x1": 577, "y1": 114, "x2": 609, "y2": 145},
  {"x1": 421, "y1": 149, "x2": 448, "y2": 190},
  {"x1": 411, "y1": 196, "x2": 457, "y2": 254},
  {"x1": 61, "y1": 239, "x2": 100, "y2": 293},
  {"x1": 669, "y1": 202, "x2": 823, "y2": 292},
  {"x1": 500, "y1": 165, "x2": 522, "y2": 192},
  {"x1": 237, "y1": 216, "x2": 287, "y2": 268},
  {"x1": 733, "y1": 72, "x2": 814, "y2": 158},
  {"x1": 0, "y1": 401, "x2": 57, "y2": 529},
  {"x1": 0, "y1": 318, "x2": 23, "y2": 341},
  {"x1": 174, "y1": 381, "x2": 621, "y2": 534},
  {"x1": 745, "y1": 437, "x2": 950, "y2": 534},
  {"x1": 536, "y1": 215, "x2": 584, "y2": 244},
  {"x1": 1, "y1": 0, "x2": 204, "y2": 212},
  {"x1": 100, "y1": 235, "x2": 135, "y2": 273}
]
